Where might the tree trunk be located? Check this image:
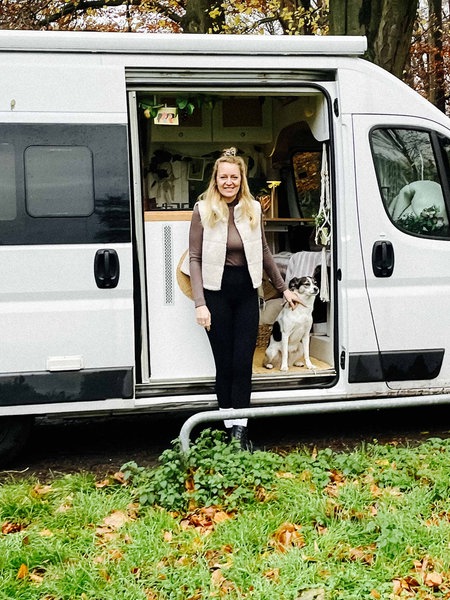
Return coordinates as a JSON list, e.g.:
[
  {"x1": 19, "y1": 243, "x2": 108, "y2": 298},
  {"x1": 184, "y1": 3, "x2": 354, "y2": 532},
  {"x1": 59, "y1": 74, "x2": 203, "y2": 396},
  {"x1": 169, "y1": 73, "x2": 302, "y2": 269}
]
[
  {"x1": 180, "y1": 0, "x2": 224, "y2": 33},
  {"x1": 428, "y1": 0, "x2": 446, "y2": 112},
  {"x1": 329, "y1": 0, "x2": 419, "y2": 79}
]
